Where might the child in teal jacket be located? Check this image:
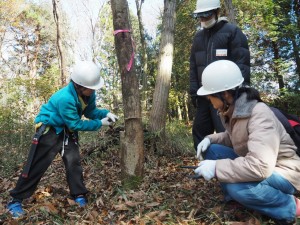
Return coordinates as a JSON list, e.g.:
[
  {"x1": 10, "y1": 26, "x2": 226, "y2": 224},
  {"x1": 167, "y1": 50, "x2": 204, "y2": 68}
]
[{"x1": 7, "y1": 61, "x2": 118, "y2": 218}]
